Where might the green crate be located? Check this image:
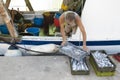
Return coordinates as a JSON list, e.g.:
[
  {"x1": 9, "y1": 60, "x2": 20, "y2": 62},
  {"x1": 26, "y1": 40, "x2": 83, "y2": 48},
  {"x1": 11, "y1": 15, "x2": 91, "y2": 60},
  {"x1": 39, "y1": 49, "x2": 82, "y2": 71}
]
[
  {"x1": 69, "y1": 58, "x2": 90, "y2": 75},
  {"x1": 90, "y1": 50, "x2": 116, "y2": 72},
  {"x1": 90, "y1": 57, "x2": 115, "y2": 76}
]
